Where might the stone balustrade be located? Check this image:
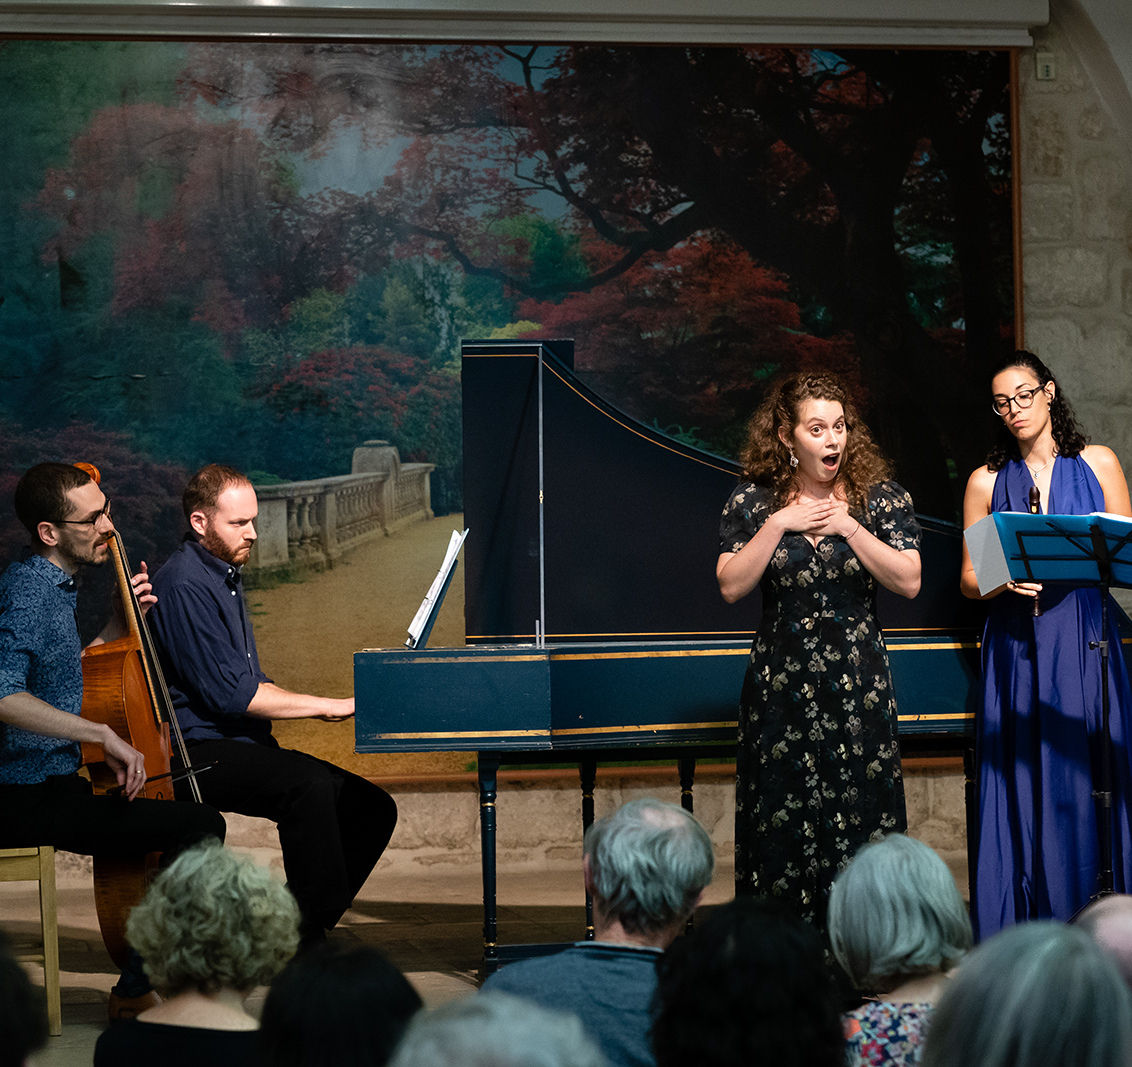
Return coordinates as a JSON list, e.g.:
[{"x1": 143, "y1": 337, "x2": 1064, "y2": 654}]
[{"x1": 247, "y1": 441, "x2": 435, "y2": 579}]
